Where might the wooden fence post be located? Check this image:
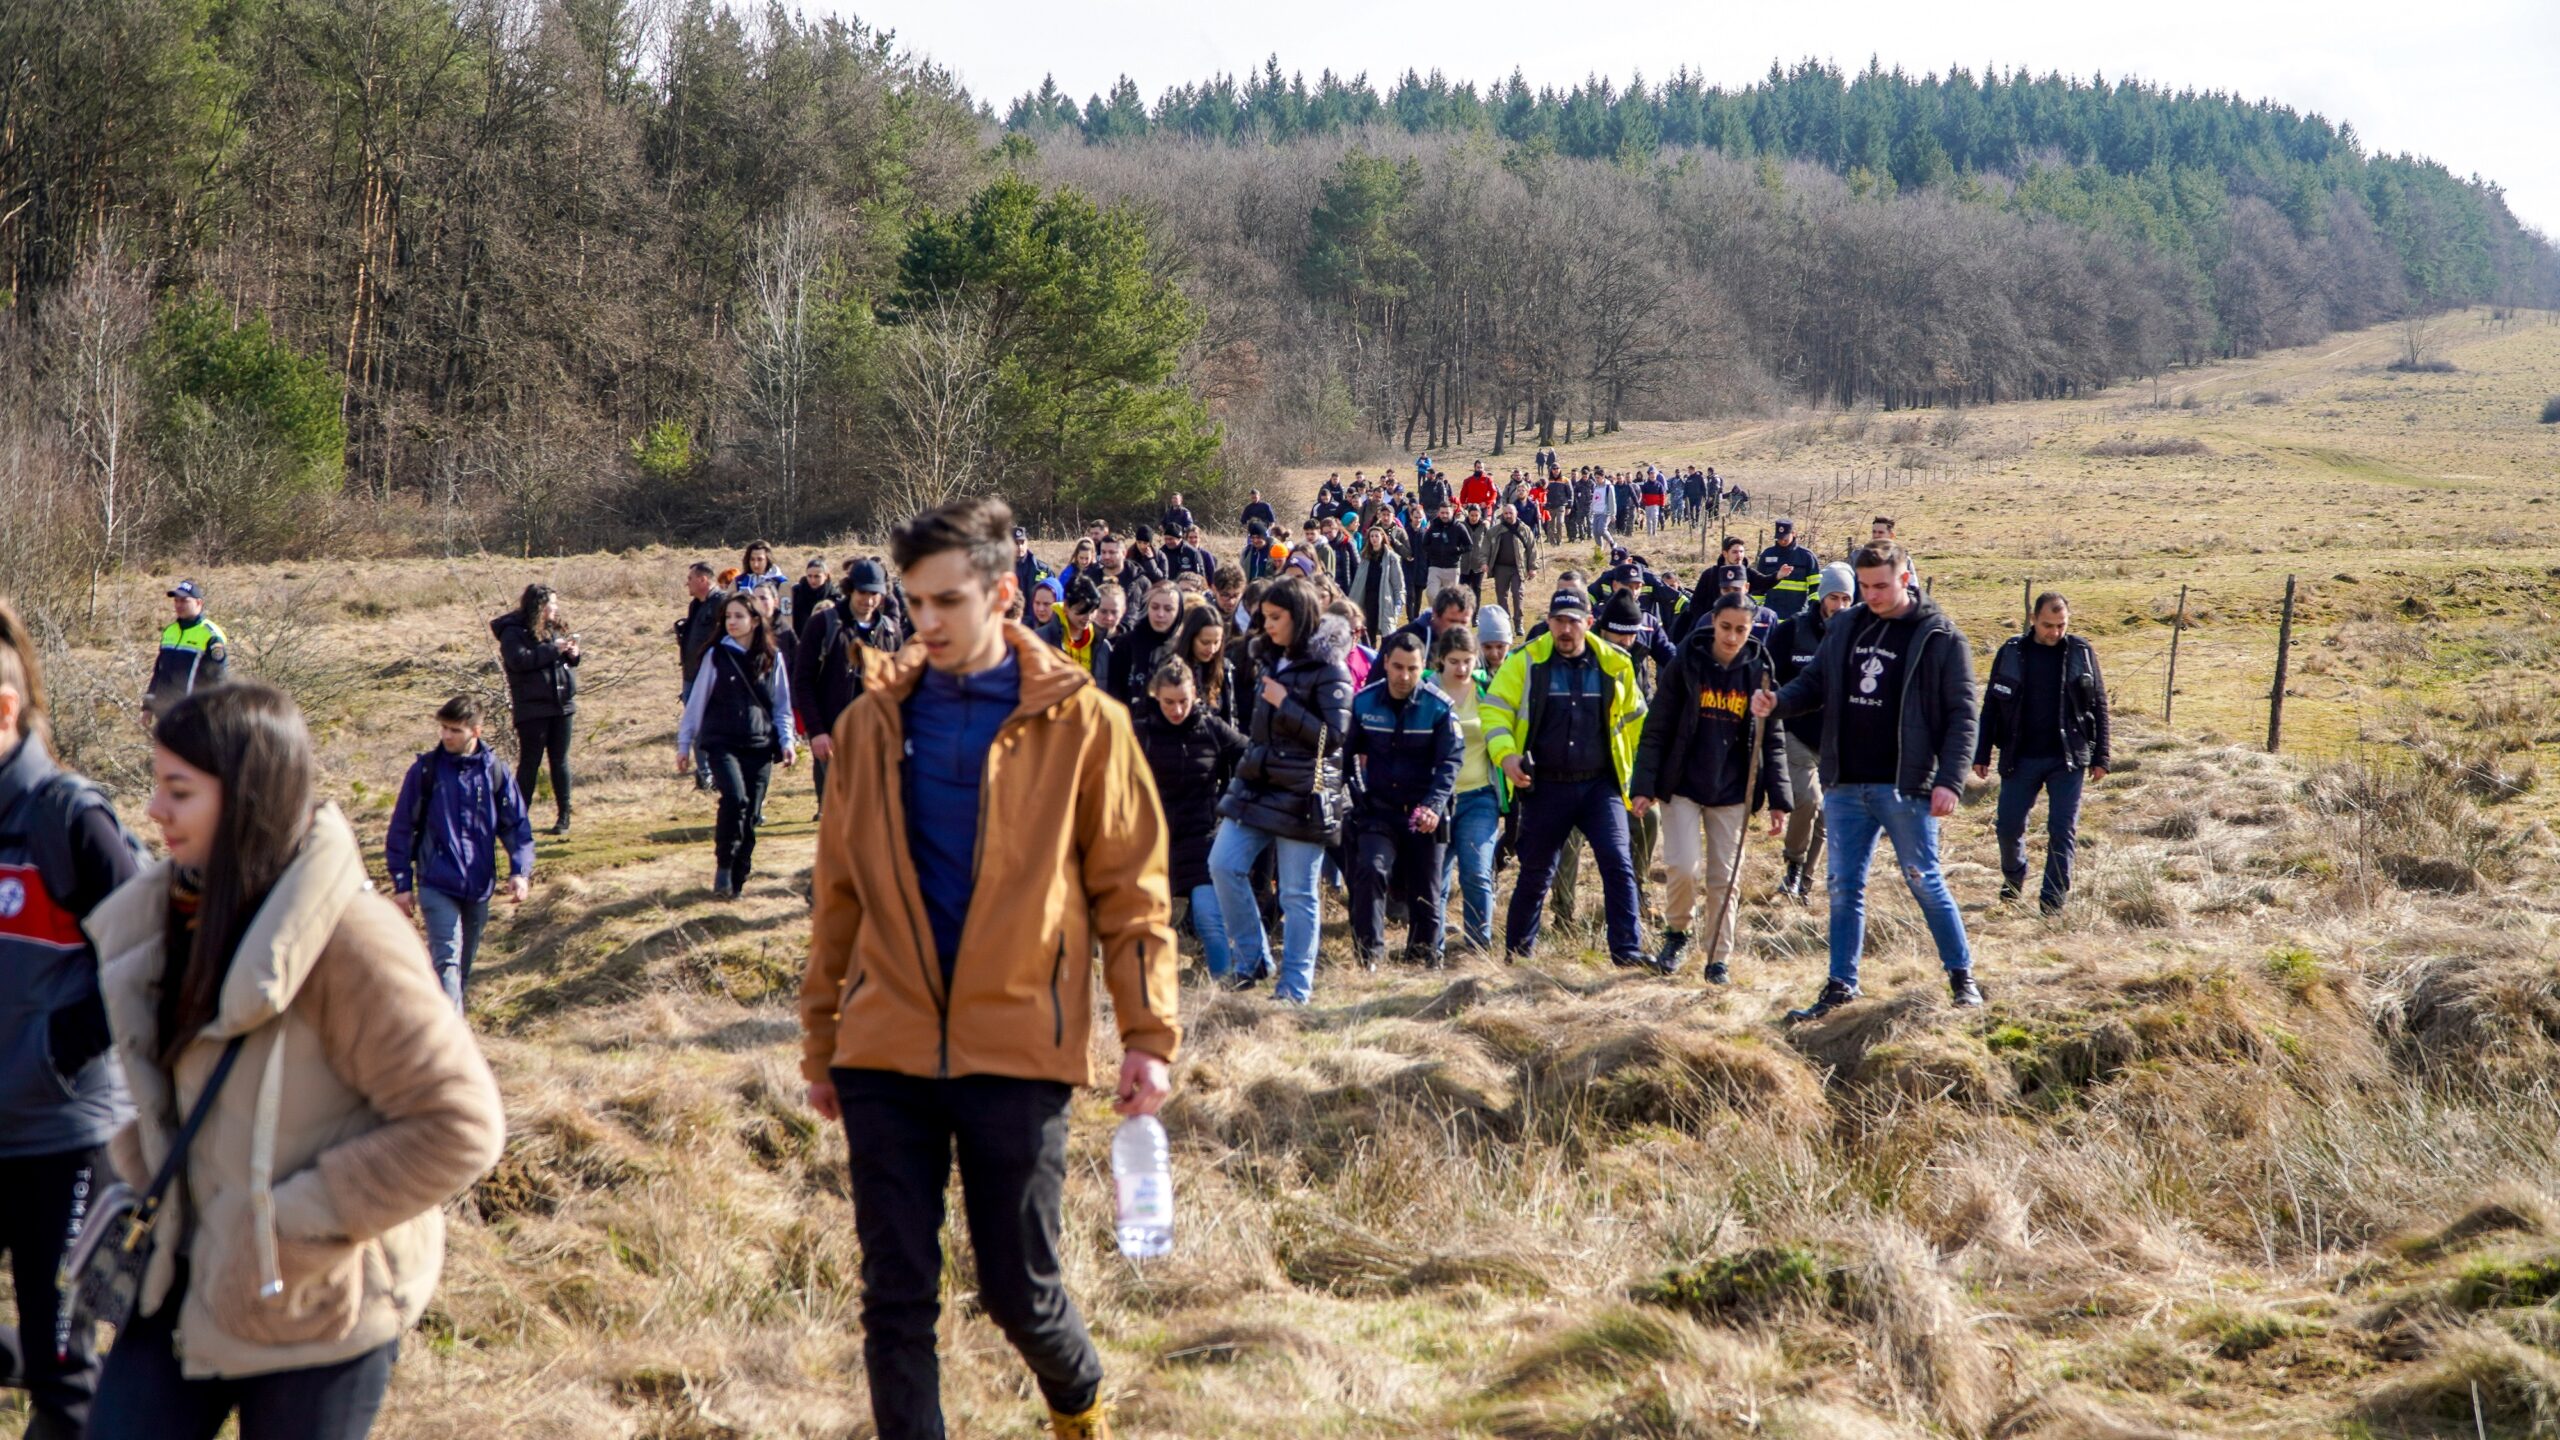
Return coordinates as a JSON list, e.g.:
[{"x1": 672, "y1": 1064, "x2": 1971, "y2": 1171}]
[
  {"x1": 2164, "y1": 583, "x2": 2187, "y2": 724},
  {"x1": 2267, "y1": 575, "x2": 2296, "y2": 752},
  {"x1": 2021, "y1": 577, "x2": 2033, "y2": 634}
]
